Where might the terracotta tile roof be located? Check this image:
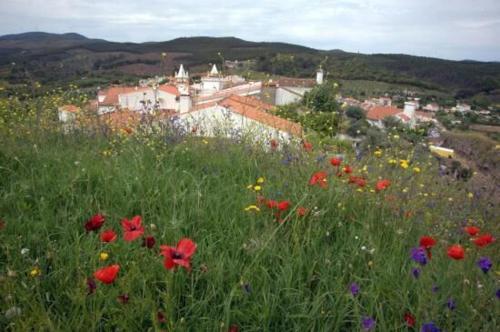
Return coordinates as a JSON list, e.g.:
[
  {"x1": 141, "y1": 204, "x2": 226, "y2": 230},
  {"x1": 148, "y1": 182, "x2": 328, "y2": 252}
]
[
  {"x1": 219, "y1": 95, "x2": 302, "y2": 136},
  {"x1": 98, "y1": 86, "x2": 149, "y2": 106},
  {"x1": 101, "y1": 110, "x2": 141, "y2": 128},
  {"x1": 158, "y1": 84, "x2": 180, "y2": 96},
  {"x1": 58, "y1": 104, "x2": 80, "y2": 113},
  {"x1": 366, "y1": 106, "x2": 401, "y2": 121},
  {"x1": 396, "y1": 113, "x2": 411, "y2": 122},
  {"x1": 100, "y1": 109, "x2": 177, "y2": 130}
]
